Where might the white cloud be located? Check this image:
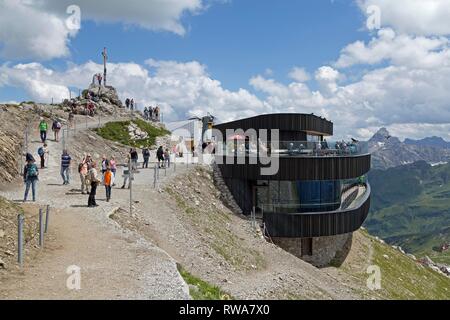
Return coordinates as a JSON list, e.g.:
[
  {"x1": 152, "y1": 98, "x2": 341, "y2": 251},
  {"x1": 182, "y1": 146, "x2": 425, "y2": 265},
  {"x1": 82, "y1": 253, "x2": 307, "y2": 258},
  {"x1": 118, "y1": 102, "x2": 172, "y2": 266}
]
[
  {"x1": 0, "y1": 59, "x2": 266, "y2": 123},
  {"x1": 288, "y1": 67, "x2": 310, "y2": 82},
  {"x1": 0, "y1": 0, "x2": 206, "y2": 60},
  {"x1": 336, "y1": 28, "x2": 450, "y2": 68},
  {"x1": 357, "y1": 0, "x2": 450, "y2": 36},
  {"x1": 0, "y1": 0, "x2": 76, "y2": 60},
  {"x1": 37, "y1": 0, "x2": 204, "y2": 36}
]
